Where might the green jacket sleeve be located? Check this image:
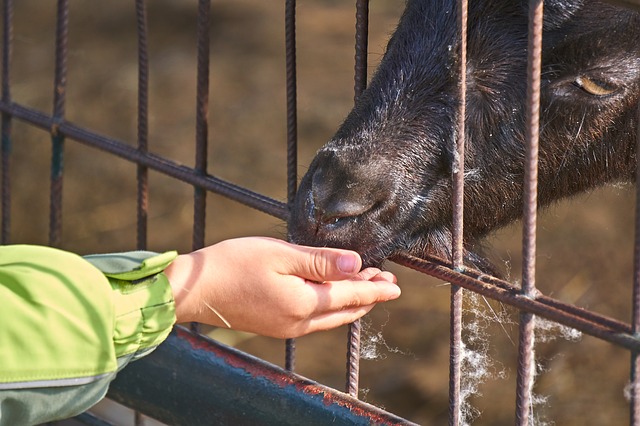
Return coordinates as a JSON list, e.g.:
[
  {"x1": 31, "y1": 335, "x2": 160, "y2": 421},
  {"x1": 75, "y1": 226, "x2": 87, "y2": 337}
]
[{"x1": 0, "y1": 245, "x2": 177, "y2": 426}]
